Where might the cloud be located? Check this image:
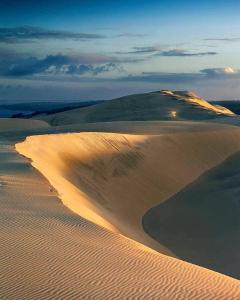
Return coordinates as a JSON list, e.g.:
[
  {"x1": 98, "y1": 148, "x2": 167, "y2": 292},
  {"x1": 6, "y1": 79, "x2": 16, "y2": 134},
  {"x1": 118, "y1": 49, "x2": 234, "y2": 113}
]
[
  {"x1": 0, "y1": 49, "x2": 146, "y2": 78},
  {"x1": 0, "y1": 53, "x2": 125, "y2": 77},
  {"x1": 46, "y1": 62, "x2": 125, "y2": 76},
  {"x1": 117, "y1": 46, "x2": 161, "y2": 54},
  {"x1": 118, "y1": 67, "x2": 240, "y2": 83},
  {"x1": 200, "y1": 67, "x2": 240, "y2": 77},
  {"x1": 115, "y1": 33, "x2": 147, "y2": 38},
  {"x1": 2, "y1": 67, "x2": 240, "y2": 102},
  {"x1": 119, "y1": 72, "x2": 200, "y2": 83},
  {"x1": 0, "y1": 26, "x2": 105, "y2": 43},
  {"x1": 204, "y1": 38, "x2": 240, "y2": 42},
  {"x1": 117, "y1": 47, "x2": 217, "y2": 56},
  {"x1": 156, "y1": 49, "x2": 218, "y2": 57}
]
